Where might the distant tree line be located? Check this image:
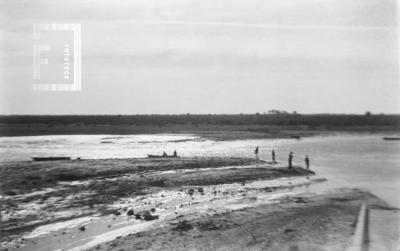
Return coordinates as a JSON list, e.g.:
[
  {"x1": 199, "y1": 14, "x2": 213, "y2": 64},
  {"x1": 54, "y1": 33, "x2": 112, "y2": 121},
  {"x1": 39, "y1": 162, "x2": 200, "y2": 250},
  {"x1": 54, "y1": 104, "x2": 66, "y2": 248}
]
[{"x1": 0, "y1": 114, "x2": 399, "y2": 127}]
